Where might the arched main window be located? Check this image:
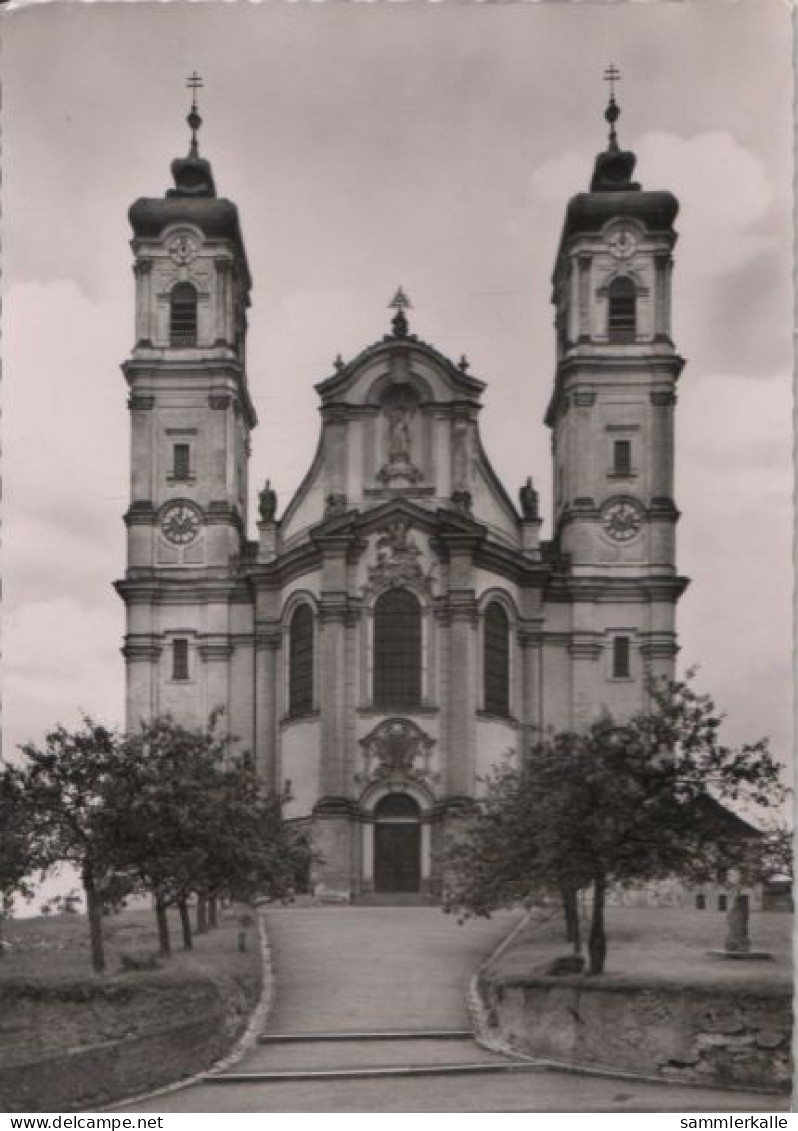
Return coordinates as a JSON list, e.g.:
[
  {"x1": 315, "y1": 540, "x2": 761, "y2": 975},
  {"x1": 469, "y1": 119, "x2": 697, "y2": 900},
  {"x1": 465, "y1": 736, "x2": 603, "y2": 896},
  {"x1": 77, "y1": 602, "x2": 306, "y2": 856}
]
[
  {"x1": 373, "y1": 589, "x2": 422, "y2": 708},
  {"x1": 607, "y1": 276, "x2": 637, "y2": 342},
  {"x1": 484, "y1": 601, "x2": 510, "y2": 717},
  {"x1": 170, "y1": 282, "x2": 198, "y2": 346},
  {"x1": 288, "y1": 604, "x2": 314, "y2": 717}
]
